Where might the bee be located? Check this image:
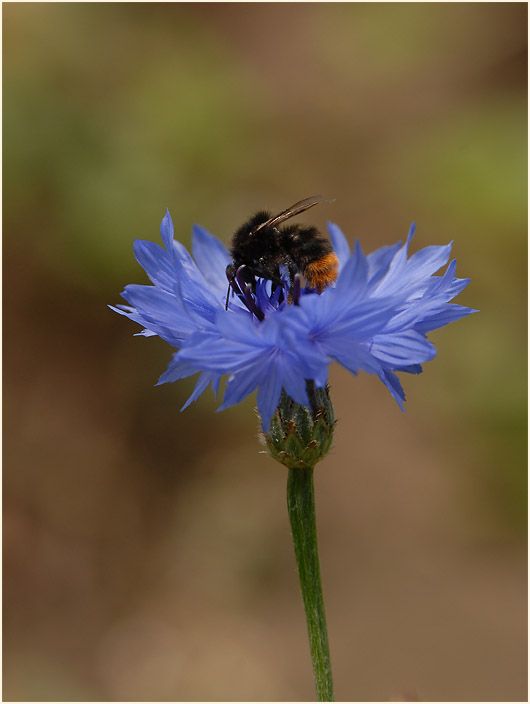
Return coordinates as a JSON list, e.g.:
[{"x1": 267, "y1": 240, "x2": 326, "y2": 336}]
[{"x1": 225, "y1": 195, "x2": 339, "y2": 308}]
